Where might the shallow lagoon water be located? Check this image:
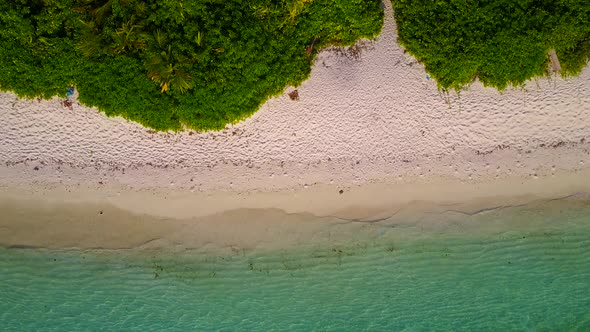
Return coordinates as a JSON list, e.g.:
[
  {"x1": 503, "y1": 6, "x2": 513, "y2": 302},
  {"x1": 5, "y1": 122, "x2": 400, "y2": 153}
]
[{"x1": 1, "y1": 199, "x2": 590, "y2": 331}]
